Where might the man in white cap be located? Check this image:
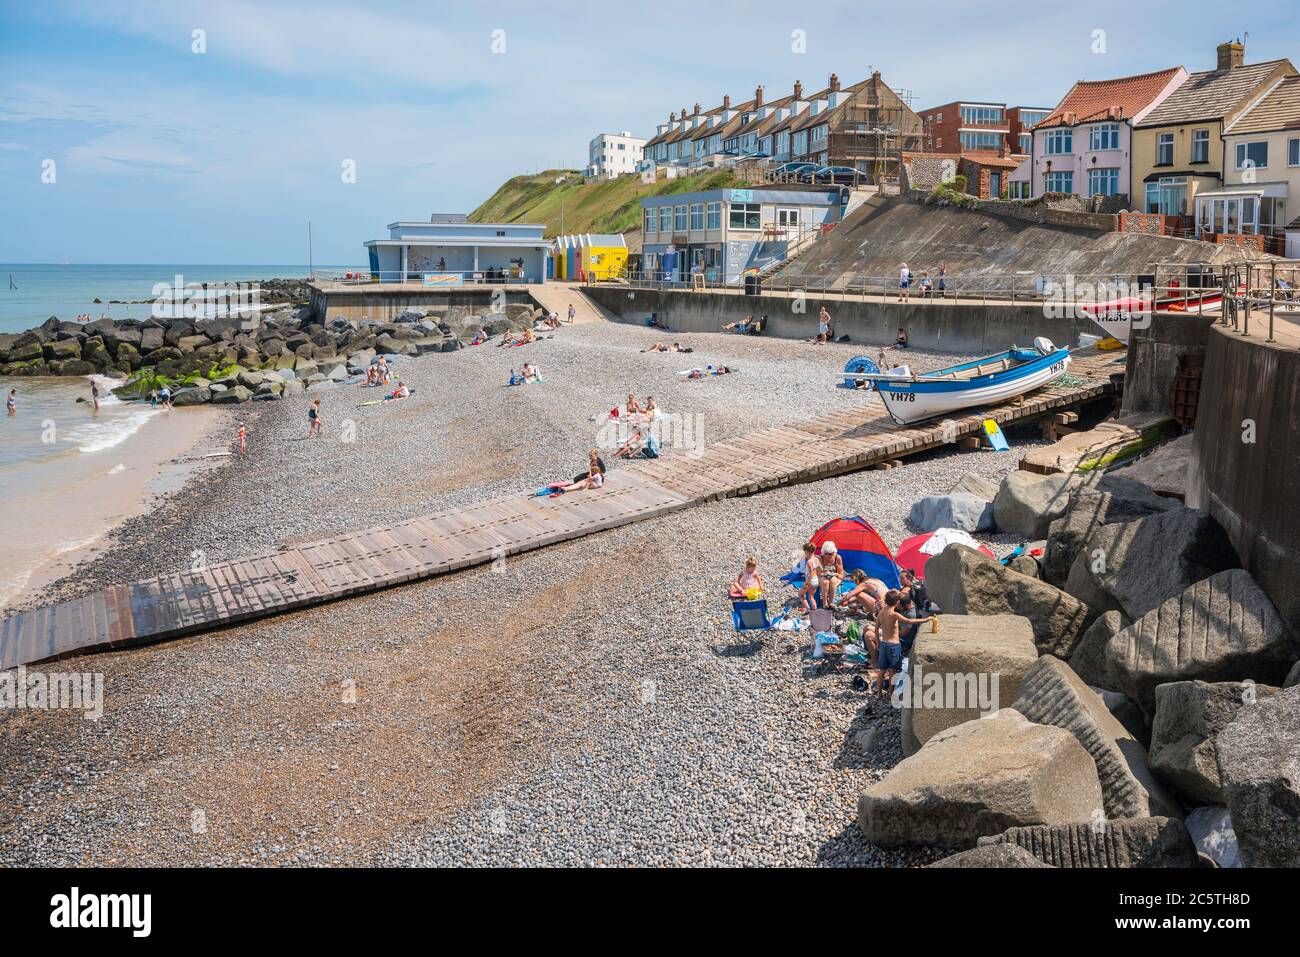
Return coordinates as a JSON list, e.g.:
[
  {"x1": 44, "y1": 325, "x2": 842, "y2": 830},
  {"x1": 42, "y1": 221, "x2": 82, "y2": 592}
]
[
  {"x1": 898, "y1": 262, "x2": 911, "y2": 302},
  {"x1": 819, "y1": 541, "x2": 844, "y2": 608}
]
